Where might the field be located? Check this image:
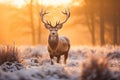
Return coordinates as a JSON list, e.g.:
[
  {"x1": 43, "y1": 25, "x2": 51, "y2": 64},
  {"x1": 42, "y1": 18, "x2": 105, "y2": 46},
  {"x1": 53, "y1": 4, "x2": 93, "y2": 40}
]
[{"x1": 0, "y1": 45, "x2": 120, "y2": 80}]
